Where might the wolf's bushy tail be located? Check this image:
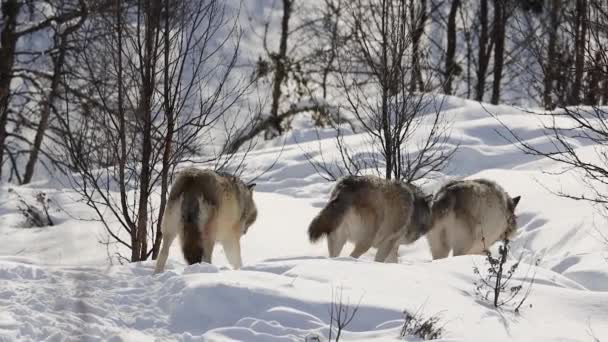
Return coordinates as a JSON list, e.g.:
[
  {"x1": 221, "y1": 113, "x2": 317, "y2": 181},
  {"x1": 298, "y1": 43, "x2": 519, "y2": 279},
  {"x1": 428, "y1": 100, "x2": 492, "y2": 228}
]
[
  {"x1": 180, "y1": 189, "x2": 208, "y2": 264},
  {"x1": 181, "y1": 189, "x2": 201, "y2": 225},
  {"x1": 308, "y1": 194, "x2": 352, "y2": 242}
]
